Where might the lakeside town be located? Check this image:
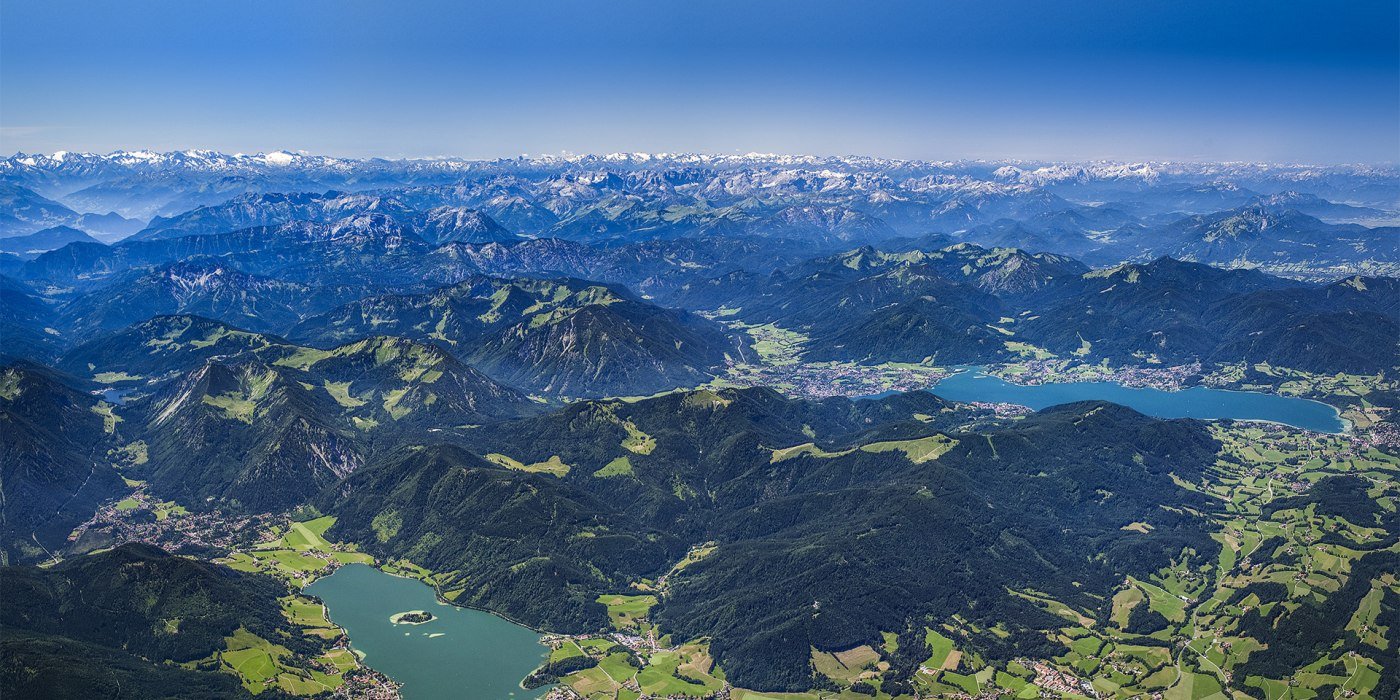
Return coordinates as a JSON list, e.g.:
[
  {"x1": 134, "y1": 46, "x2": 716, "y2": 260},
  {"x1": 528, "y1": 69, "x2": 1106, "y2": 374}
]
[
  {"x1": 719, "y1": 357, "x2": 953, "y2": 399},
  {"x1": 61, "y1": 484, "x2": 279, "y2": 563},
  {"x1": 991, "y1": 359, "x2": 1204, "y2": 391}
]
